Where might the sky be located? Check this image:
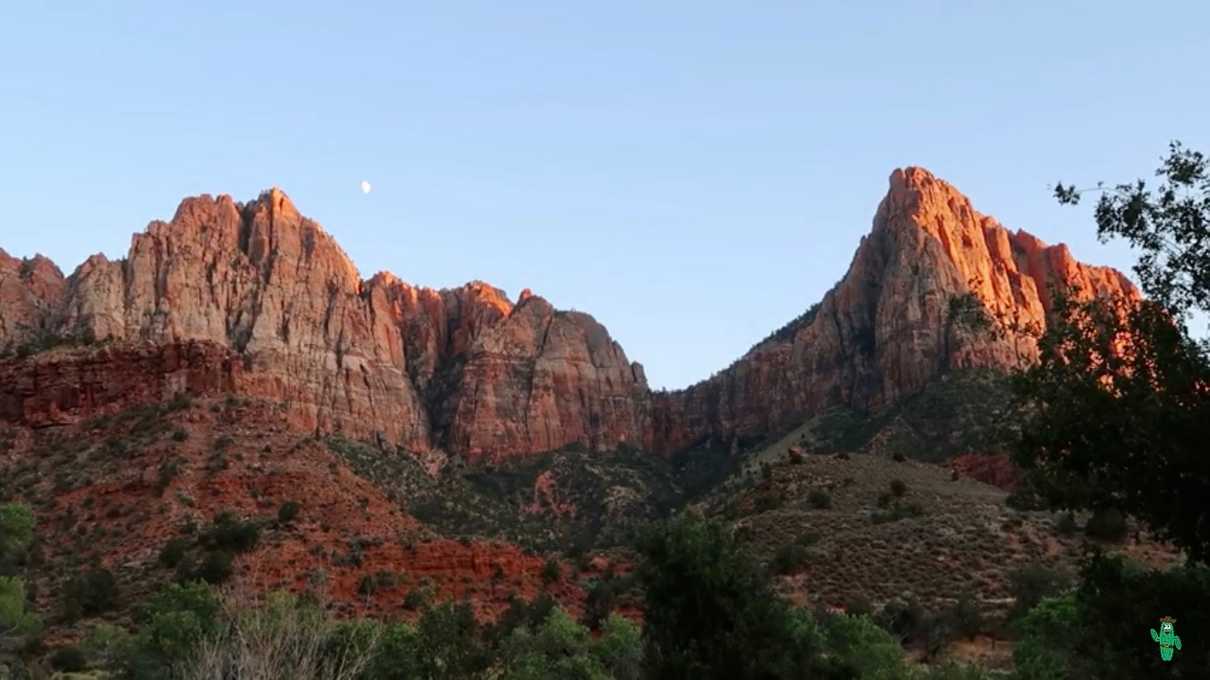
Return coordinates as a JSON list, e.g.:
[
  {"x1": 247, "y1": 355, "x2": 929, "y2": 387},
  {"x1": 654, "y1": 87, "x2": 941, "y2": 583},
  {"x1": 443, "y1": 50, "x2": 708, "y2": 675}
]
[{"x1": 2, "y1": 2, "x2": 1207, "y2": 389}]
